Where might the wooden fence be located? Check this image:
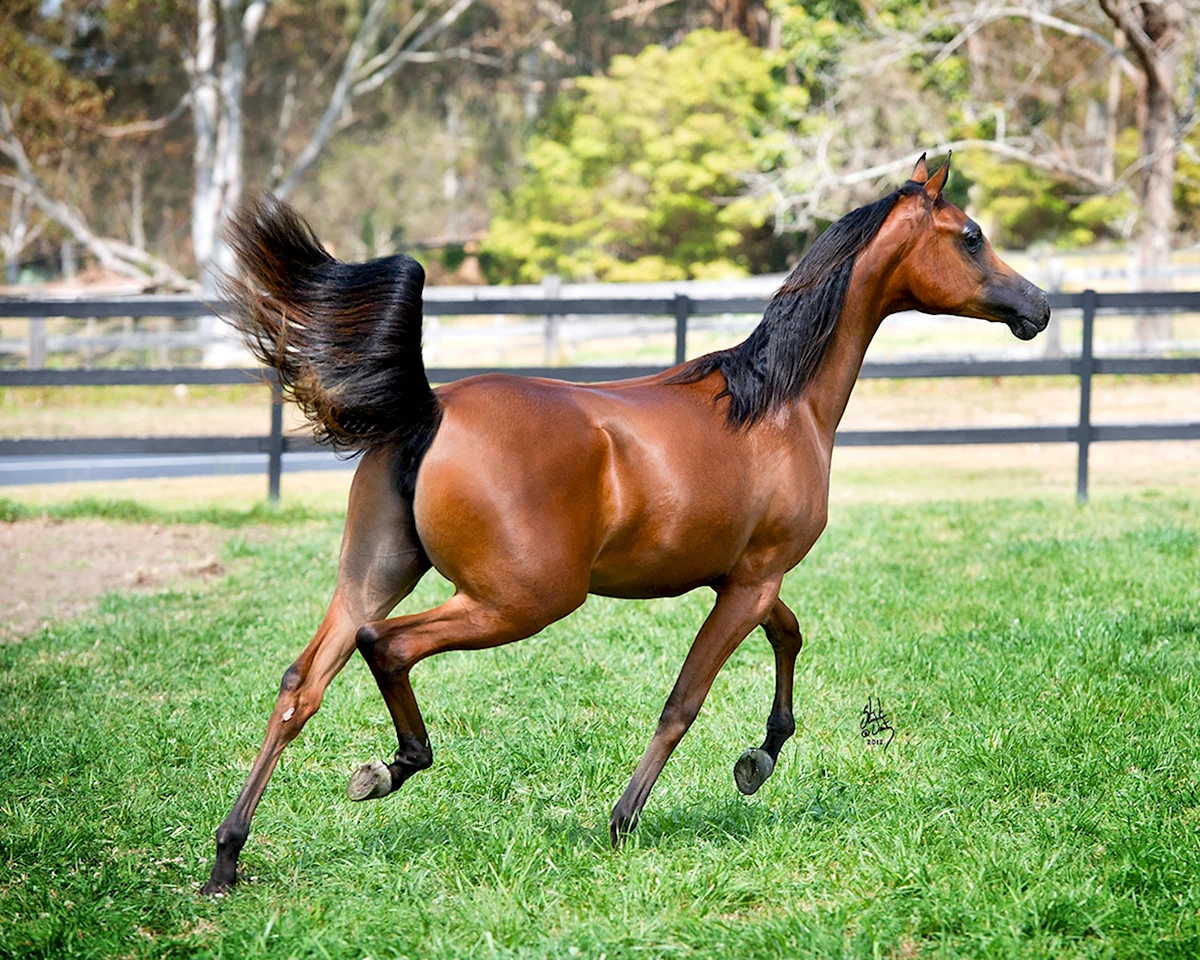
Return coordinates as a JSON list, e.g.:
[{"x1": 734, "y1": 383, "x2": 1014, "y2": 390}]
[{"x1": 1, "y1": 290, "x2": 1198, "y2": 503}]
